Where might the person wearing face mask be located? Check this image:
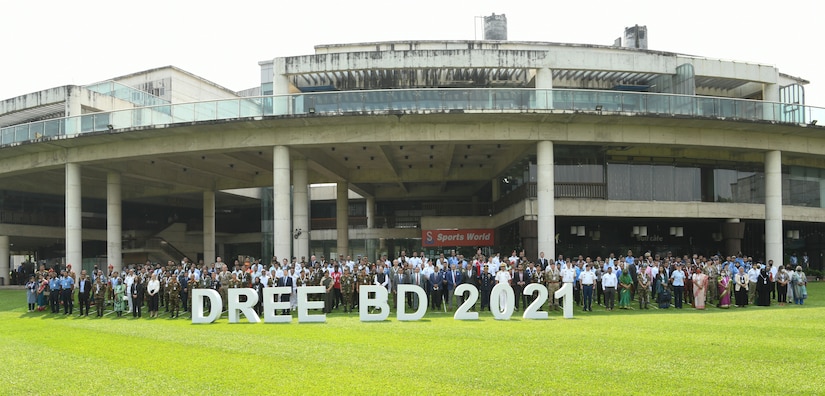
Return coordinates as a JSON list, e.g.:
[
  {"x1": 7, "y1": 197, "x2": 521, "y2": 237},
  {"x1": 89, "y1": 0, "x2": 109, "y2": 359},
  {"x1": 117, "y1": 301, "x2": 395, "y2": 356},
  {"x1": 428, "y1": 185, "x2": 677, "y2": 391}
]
[{"x1": 791, "y1": 266, "x2": 808, "y2": 305}]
